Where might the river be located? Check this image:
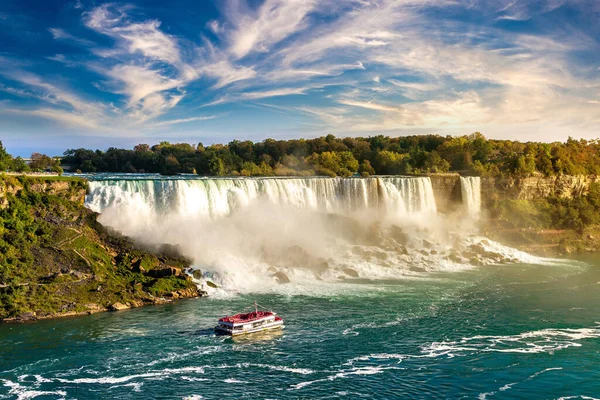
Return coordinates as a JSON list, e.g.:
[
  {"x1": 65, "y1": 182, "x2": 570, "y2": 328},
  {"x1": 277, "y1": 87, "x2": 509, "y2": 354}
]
[{"x1": 1, "y1": 175, "x2": 599, "y2": 399}]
